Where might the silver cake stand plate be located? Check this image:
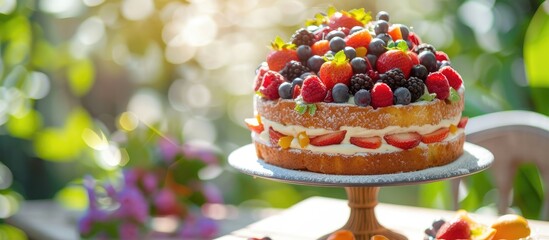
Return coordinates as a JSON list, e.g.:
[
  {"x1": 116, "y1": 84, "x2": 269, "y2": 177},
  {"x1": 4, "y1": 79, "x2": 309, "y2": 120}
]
[{"x1": 229, "y1": 142, "x2": 494, "y2": 240}]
